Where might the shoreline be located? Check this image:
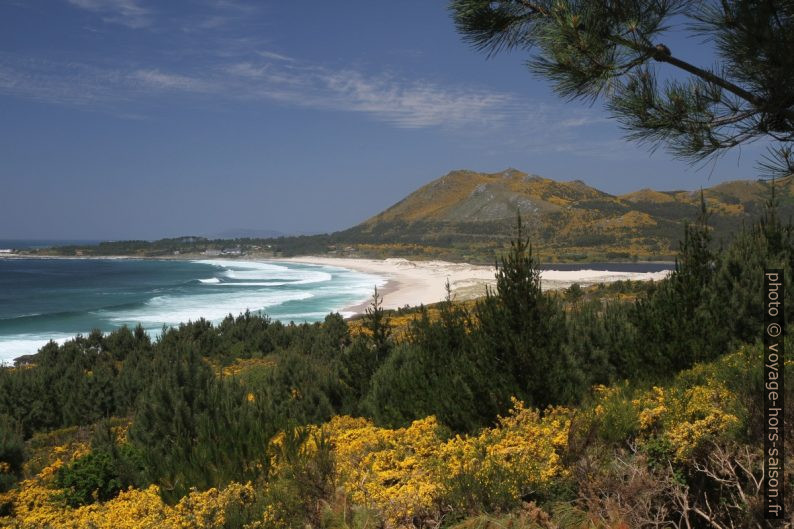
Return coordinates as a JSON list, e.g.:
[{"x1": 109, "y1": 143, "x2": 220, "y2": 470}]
[
  {"x1": 277, "y1": 257, "x2": 498, "y2": 313},
  {"x1": 274, "y1": 256, "x2": 671, "y2": 315},
  {"x1": 0, "y1": 256, "x2": 671, "y2": 364},
  {"x1": 0, "y1": 253, "x2": 676, "y2": 264},
  {"x1": 0, "y1": 254, "x2": 673, "y2": 316}
]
